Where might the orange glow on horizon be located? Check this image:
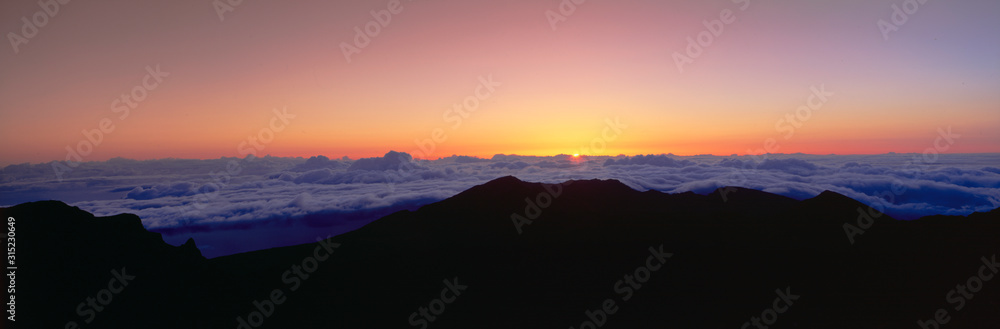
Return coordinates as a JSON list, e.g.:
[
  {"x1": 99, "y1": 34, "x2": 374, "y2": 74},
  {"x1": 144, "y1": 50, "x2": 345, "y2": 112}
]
[{"x1": 0, "y1": 0, "x2": 997, "y2": 165}]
